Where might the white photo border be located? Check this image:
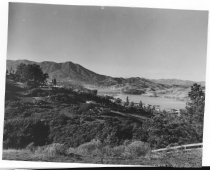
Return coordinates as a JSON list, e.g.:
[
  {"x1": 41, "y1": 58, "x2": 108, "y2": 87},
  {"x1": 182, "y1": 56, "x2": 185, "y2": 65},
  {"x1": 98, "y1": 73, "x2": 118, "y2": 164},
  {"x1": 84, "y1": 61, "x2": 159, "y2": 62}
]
[{"x1": 0, "y1": 0, "x2": 209, "y2": 167}]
